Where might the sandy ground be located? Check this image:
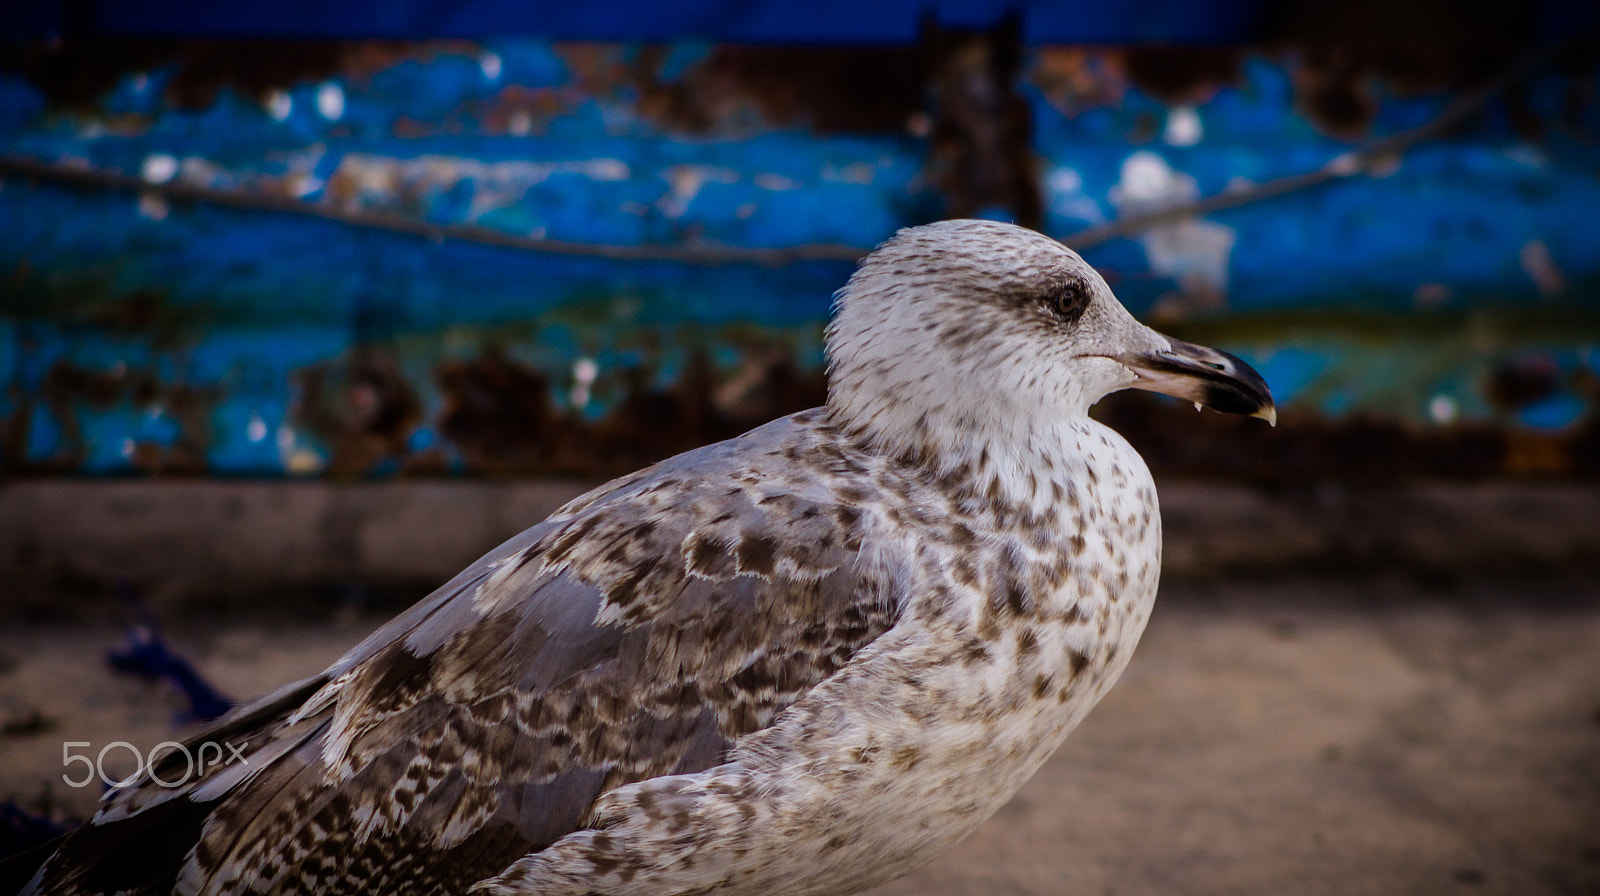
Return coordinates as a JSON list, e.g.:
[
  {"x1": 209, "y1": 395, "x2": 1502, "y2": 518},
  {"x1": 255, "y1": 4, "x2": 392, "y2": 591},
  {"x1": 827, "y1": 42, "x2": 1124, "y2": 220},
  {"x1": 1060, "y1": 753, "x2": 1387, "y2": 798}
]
[{"x1": 2, "y1": 574, "x2": 1597, "y2": 896}]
